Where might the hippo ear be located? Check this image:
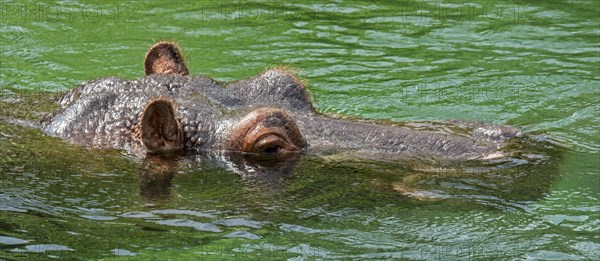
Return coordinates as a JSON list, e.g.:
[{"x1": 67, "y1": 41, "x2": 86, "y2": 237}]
[
  {"x1": 144, "y1": 42, "x2": 189, "y2": 75},
  {"x1": 140, "y1": 98, "x2": 183, "y2": 152}
]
